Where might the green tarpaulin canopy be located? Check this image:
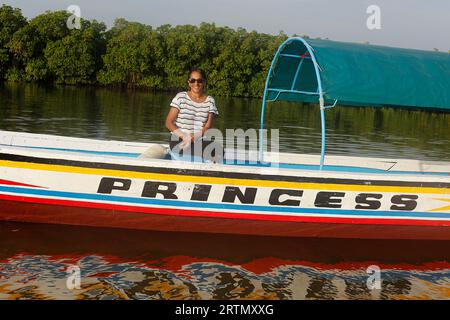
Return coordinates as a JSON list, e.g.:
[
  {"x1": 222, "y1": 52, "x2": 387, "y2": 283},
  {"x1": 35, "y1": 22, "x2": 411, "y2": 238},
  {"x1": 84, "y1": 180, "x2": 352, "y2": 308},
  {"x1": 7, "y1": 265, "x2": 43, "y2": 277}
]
[
  {"x1": 265, "y1": 38, "x2": 450, "y2": 110},
  {"x1": 259, "y1": 38, "x2": 450, "y2": 168}
]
